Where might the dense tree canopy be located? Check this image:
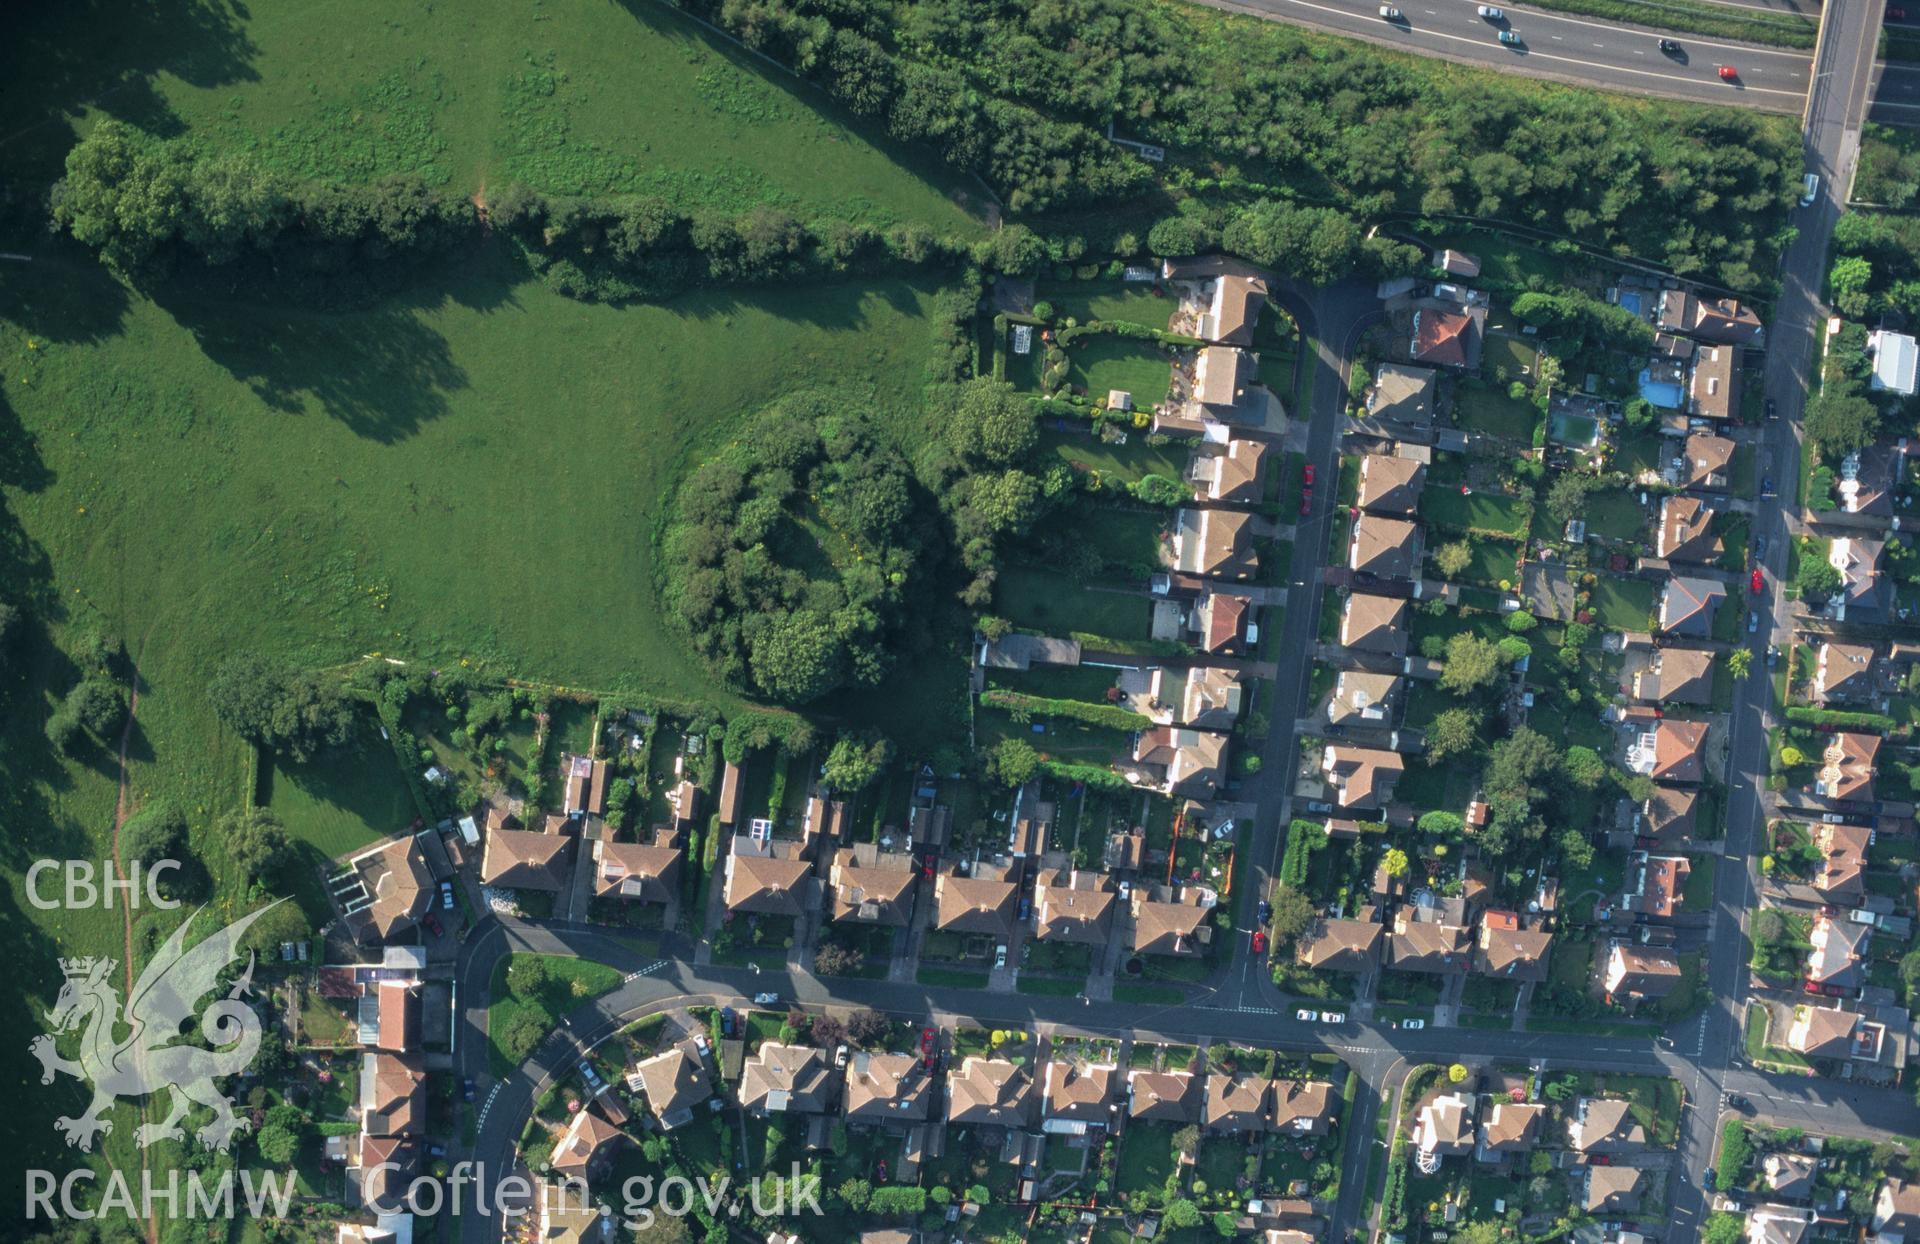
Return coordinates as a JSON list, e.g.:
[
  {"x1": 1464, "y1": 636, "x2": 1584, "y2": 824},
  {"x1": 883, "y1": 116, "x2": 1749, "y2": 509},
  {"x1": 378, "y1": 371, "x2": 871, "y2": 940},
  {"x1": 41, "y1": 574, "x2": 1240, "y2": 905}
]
[{"x1": 208, "y1": 652, "x2": 355, "y2": 761}]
